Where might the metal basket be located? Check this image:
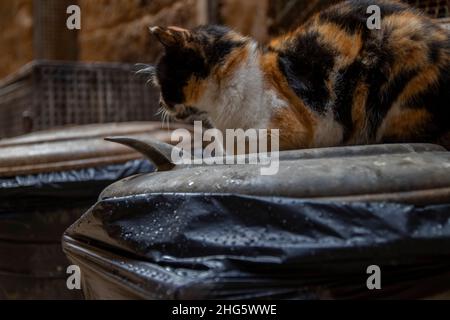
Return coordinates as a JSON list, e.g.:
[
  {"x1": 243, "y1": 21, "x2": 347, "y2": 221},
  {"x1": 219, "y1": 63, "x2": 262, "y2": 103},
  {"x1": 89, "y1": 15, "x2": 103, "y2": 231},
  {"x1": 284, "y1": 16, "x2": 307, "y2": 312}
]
[
  {"x1": 0, "y1": 61, "x2": 159, "y2": 138},
  {"x1": 405, "y1": 0, "x2": 449, "y2": 18}
]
